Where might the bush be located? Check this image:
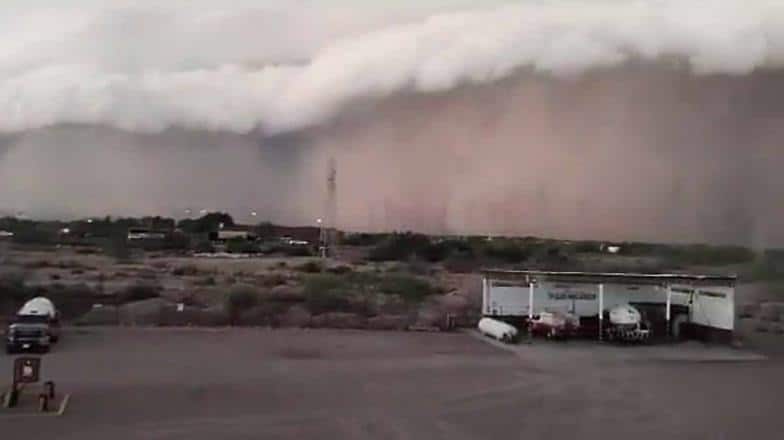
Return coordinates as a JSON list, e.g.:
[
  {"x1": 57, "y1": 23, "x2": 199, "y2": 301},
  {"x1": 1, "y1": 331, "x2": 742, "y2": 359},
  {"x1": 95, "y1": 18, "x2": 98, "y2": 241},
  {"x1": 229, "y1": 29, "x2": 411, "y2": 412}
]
[
  {"x1": 226, "y1": 238, "x2": 260, "y2": 254},
  {"x1": 667, "y1": 245, "x2": 755, "y2": 266},
  {"x1": 172, "y1": 264, "x2": 200, "y2": 276},
  {"x1": 405, "y1": 259, "x2": 431, "y2": 276},
  {"x1": 118, "y1": 282, "x2": 161, "y2": 303},
  {"x1": 24, "y1": 259, "x2": 53, "y2": 269},
  {"x1": 260, "y1": 273, "x2": 288, "y2": 287},
  {"x1": 484, "y1": 240, "x2": 530, "y2": 263},
  {"x1": 326, "y1": 265, "x2": 353, "y2": 275},
  {"x1": 341, "y1": 233, "x2": 387, "y2": 246},
  {"x1": 225, "y1": 285, "x2": 261, "y2": 322},
  {"x1": 303, "y1": 274, "x2": 351, "y2": 314},
  {"x1": 296, "y1": 260, "x2": 323, "y2": 273},
  {"x1": 12, "y1": 228, "x2": 56, "y2": 245},
  {"x1": 103, "y1": 236, "x2": 132, "y2": 262},
  {"x1": 745, "y1": 258, "x2": 784, "y2": 281},
  {"x1": 193, "y1": 241, "x2": 215, "y2": 253},
  {"x1": 443, "y1": 255, "x2": 478, "y2": 273},
  {"x1": 418, "y1": 241, "x2": 453, "y2": 262},
  {"x1": 197, "y1": 276, "x2": 217, "y2": 286},
  {"x1": 367, "y1": 233, "x2": 430, "y2": 262},
  {"x1": 378, "y1": 275, "x2": 435, "y2": 302},
  {"x1": 574, "y1": 241, "x2": 600, "y2": 253},
  {"x1": 281, "y1": 245, "x2": 314, "y2": 257},
  {"x1": 0, "y1": 272, "x2": 30, "y2": 303}
]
